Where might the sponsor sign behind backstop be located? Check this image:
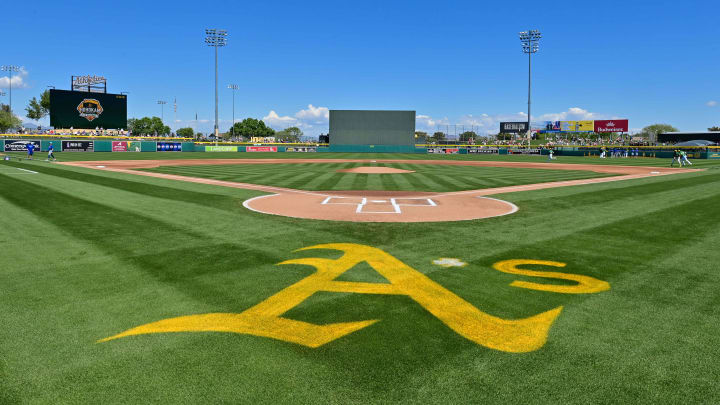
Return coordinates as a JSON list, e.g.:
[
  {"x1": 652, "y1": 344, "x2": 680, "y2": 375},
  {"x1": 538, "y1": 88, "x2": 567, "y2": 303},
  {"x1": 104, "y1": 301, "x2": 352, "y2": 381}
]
[
  {"x1": 4, "y1": 140, "x2": 41, "y2": 152},
  {"x1": 499, "y1": 122, "x2": 529, "y2": 134},
  {"x1": 49, "y1": 89, "x2": 128, "y2": 129},
  {"x1": 205, "y1": 145, "x2": 238, "y2": 152},
  {"x1": 62, "y1": 140, "x2": 94, "y2": 152},
  {"x1": 157, "y1": 142, "x2": 182, "y2": 152},
  {"x1": 594, "y1": 119, "x2": 628, "y2": 133},
  {"x1": 246, "y1": 146, "x2": 278, "y2": 152}
]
